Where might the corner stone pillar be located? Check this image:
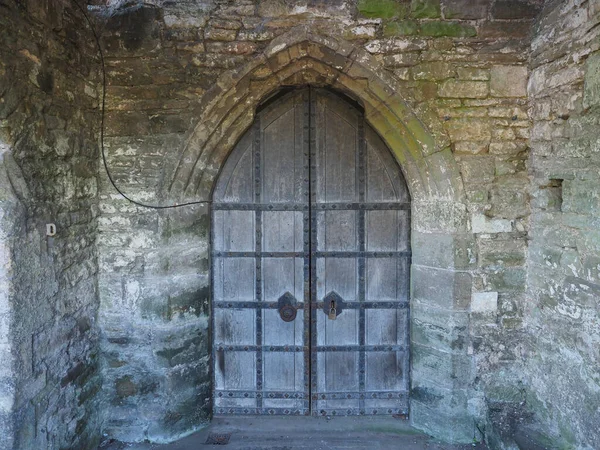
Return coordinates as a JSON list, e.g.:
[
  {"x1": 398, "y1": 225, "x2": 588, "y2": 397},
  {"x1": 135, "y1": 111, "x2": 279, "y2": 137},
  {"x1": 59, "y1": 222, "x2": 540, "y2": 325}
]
[{"x1": 409, "y1": 199, "x2": 477, "y2": 443}]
